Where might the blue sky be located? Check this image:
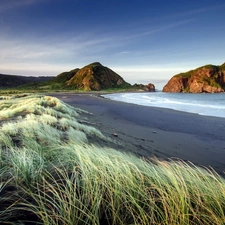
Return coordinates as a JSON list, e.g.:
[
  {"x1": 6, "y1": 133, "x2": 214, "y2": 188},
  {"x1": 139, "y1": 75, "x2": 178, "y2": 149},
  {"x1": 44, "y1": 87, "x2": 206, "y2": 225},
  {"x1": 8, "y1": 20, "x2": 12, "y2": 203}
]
[{"x1": 0, "y1": 0, "x2": 225, "y2": 89}]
